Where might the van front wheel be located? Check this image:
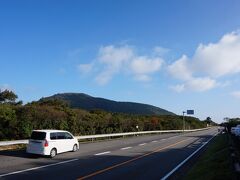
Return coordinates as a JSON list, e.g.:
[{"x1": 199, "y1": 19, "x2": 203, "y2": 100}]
[
  {"x1": 50, "y1": 148, "x2": 57, "y2": 158},
  {"x1": 73, "y1": 144, "x2": 78, "y2": 152}
]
